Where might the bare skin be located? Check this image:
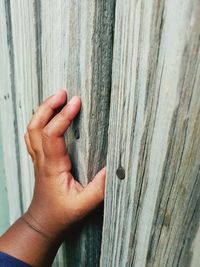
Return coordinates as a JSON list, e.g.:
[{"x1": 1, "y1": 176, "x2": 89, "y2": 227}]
[{"x1": 0, "y1": 89, "x2": 106, "y2": 267}]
